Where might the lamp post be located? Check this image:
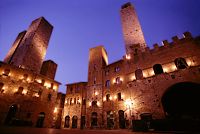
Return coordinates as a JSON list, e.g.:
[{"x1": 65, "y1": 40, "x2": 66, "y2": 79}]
[{"x1": 125, "y1": 99, "x2": 134, "y2": 128}]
